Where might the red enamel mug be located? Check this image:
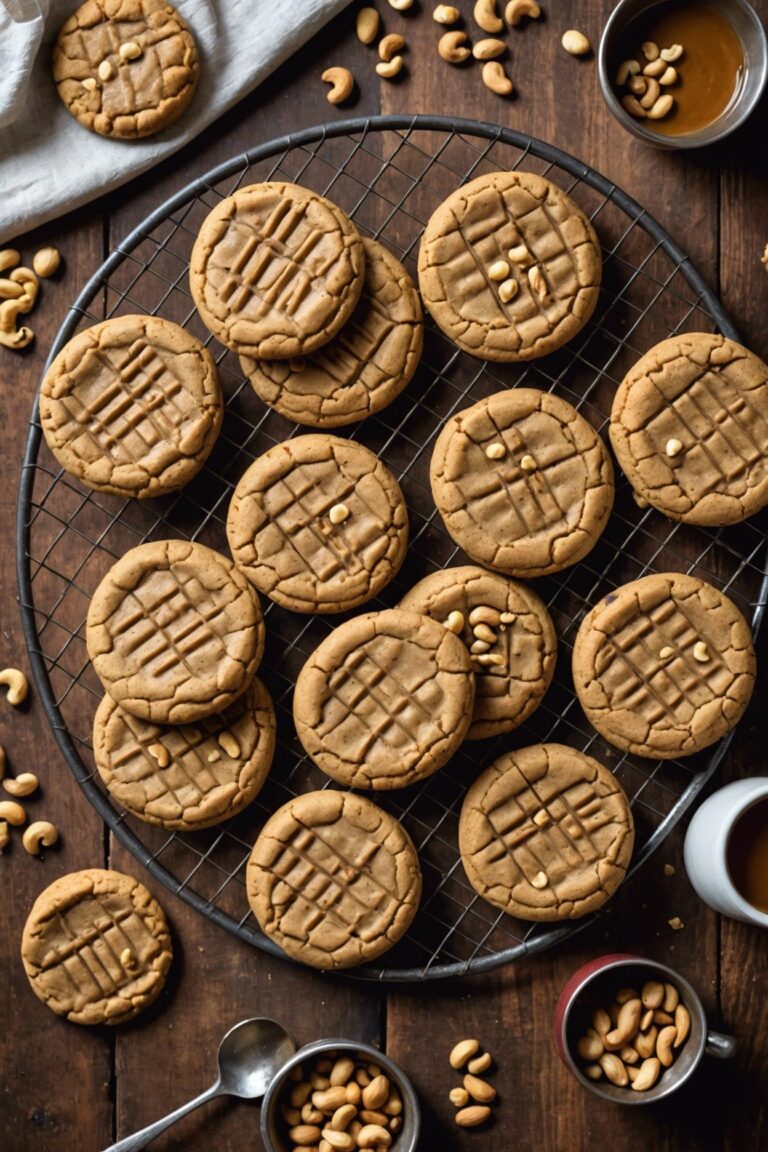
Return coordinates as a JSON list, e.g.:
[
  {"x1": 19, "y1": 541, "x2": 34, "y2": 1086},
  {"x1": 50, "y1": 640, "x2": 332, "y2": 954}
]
[{"x1": 554, "y1": 954, "x2": 737, "y2": 1104}]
